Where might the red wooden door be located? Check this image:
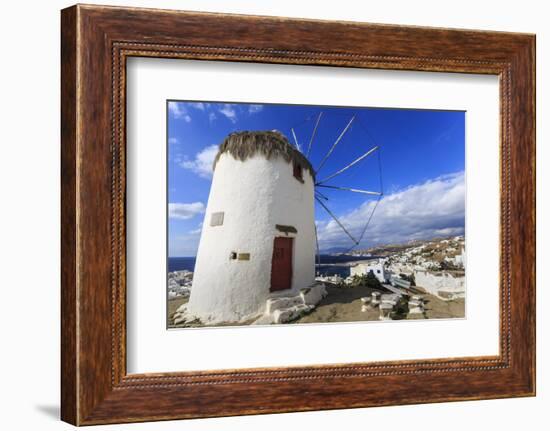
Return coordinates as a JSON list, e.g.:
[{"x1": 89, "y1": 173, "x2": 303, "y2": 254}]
[{"x1": 270, "y1": 237, "x2": 293, "y2": 292}]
